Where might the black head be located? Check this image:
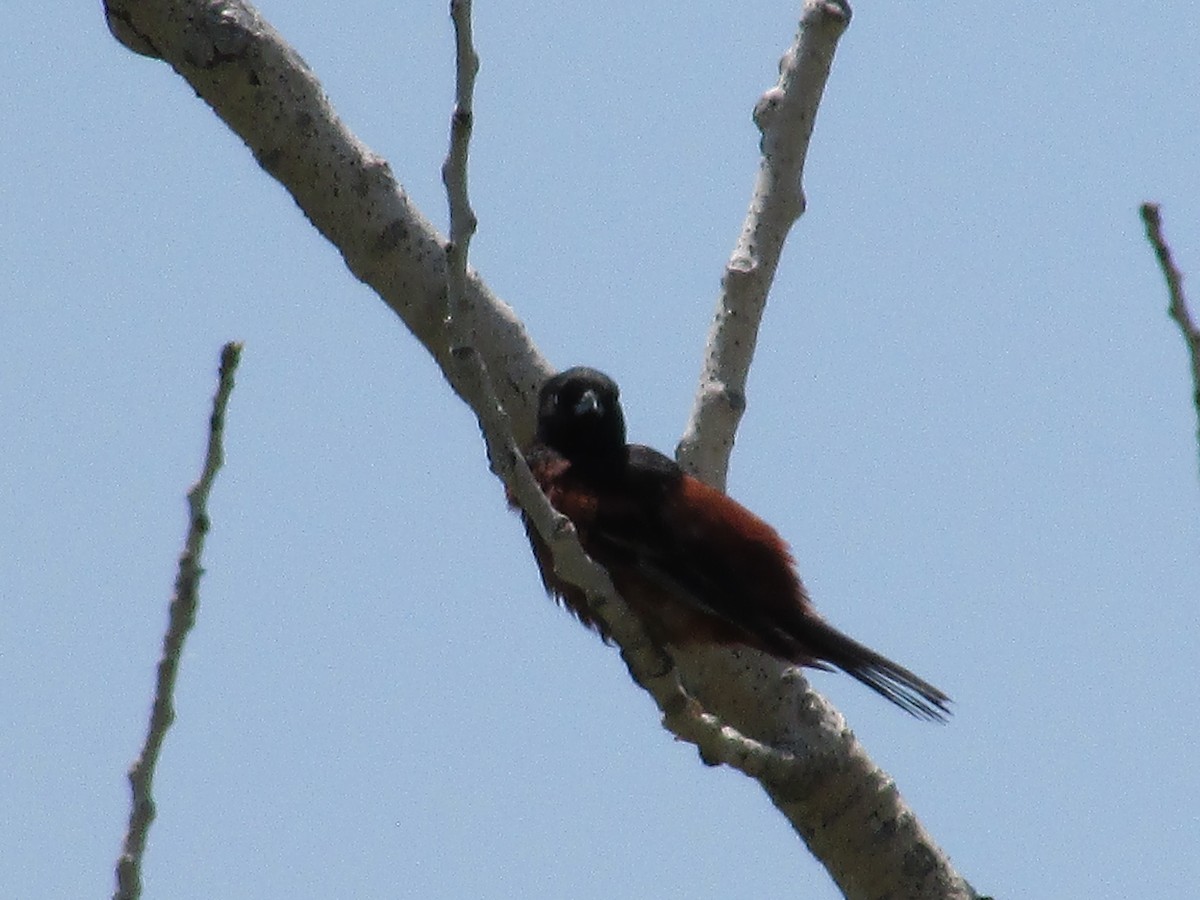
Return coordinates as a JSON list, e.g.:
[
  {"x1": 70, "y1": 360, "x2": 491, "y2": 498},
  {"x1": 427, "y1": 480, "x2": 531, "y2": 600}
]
[{"x1": 535, "y1": 367, "x2": 628, "y2": 473}]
